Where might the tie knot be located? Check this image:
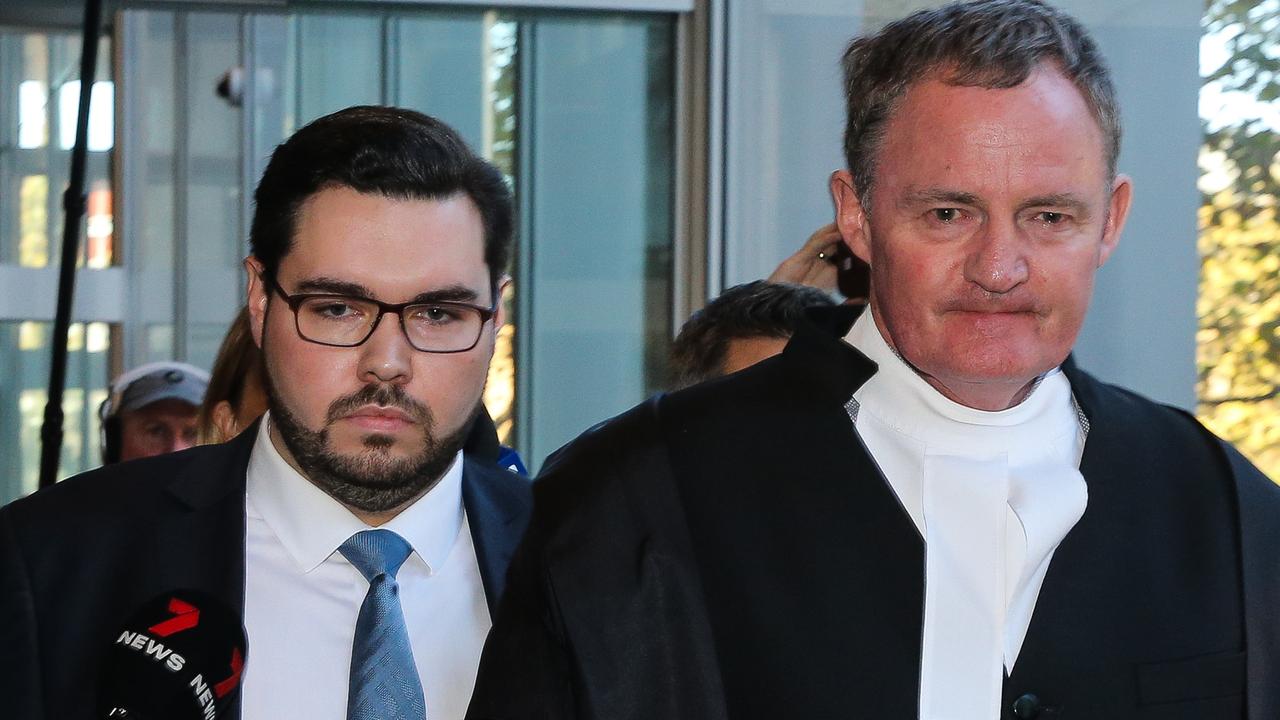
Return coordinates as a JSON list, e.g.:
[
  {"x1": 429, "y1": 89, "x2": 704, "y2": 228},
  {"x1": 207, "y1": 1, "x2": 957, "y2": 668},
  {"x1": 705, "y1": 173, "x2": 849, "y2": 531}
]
[{"x1": 339, "y1": 529, "x2": 413, "y2": 582}]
